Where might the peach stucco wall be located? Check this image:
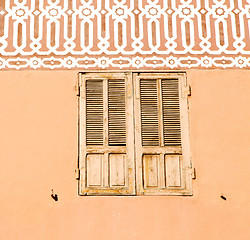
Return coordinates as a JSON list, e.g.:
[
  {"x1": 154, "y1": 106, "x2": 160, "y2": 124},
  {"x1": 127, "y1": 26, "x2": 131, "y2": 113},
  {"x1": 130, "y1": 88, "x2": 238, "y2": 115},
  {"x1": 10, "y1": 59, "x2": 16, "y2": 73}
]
[{"x1": 0, "y1": 70, "x2": 250, "y2": 240}]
